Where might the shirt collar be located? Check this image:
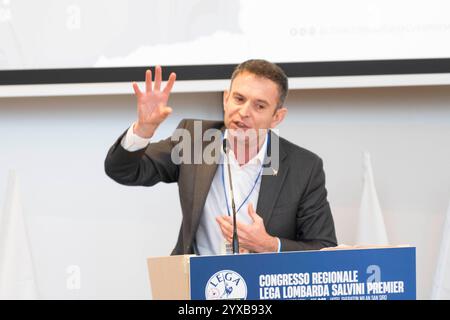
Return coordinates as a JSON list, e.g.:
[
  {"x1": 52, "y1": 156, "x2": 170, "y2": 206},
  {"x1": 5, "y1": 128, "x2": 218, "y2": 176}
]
[{"x1": 223, "y1": 129, "x2": 268, "y2": 166}]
